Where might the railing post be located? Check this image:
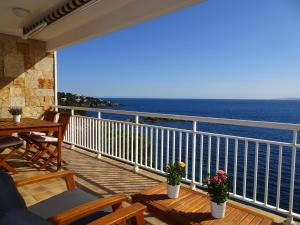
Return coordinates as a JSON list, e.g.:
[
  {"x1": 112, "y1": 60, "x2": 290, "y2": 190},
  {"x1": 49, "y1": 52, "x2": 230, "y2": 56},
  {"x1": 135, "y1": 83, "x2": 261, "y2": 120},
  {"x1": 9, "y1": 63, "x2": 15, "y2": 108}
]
[
  {"x1": 70, "y1": 109, "x2": 75, "y2": 150},
  {"x1": 191, "y1": 121, "x2": 197, "y2": 190},
  {"x1": 97, "y1": 112, "x2": 102, "y2": 159},
  {"x1": 284, "y1": 130, "x2": 298, "y2": 225},
  {"x1": 134, "y1": 115, "x2": 139, "y2": 172}
]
